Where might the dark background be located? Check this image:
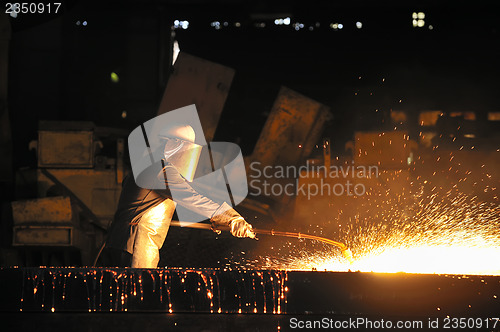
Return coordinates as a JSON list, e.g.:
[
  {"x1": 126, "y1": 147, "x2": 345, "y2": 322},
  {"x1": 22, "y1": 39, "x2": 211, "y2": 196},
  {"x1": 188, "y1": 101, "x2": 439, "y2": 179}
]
[{"x1": 7, "y1": 0, "x2": 500, "y2": 168}]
